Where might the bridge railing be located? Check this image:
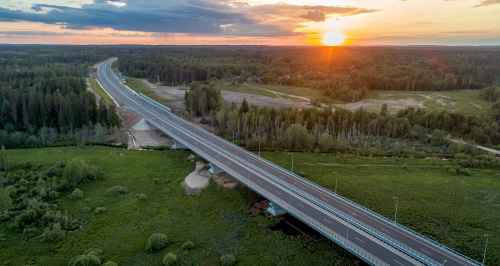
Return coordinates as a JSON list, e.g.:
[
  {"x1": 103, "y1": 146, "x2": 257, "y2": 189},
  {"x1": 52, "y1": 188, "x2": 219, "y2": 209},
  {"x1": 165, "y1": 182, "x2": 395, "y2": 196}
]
[
  {"x1": 141, "y1": 113, "x2": 397, "y2": 266},
  {"x1": 136, "y1": 93, "x2": 441, "y2": 266}
]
